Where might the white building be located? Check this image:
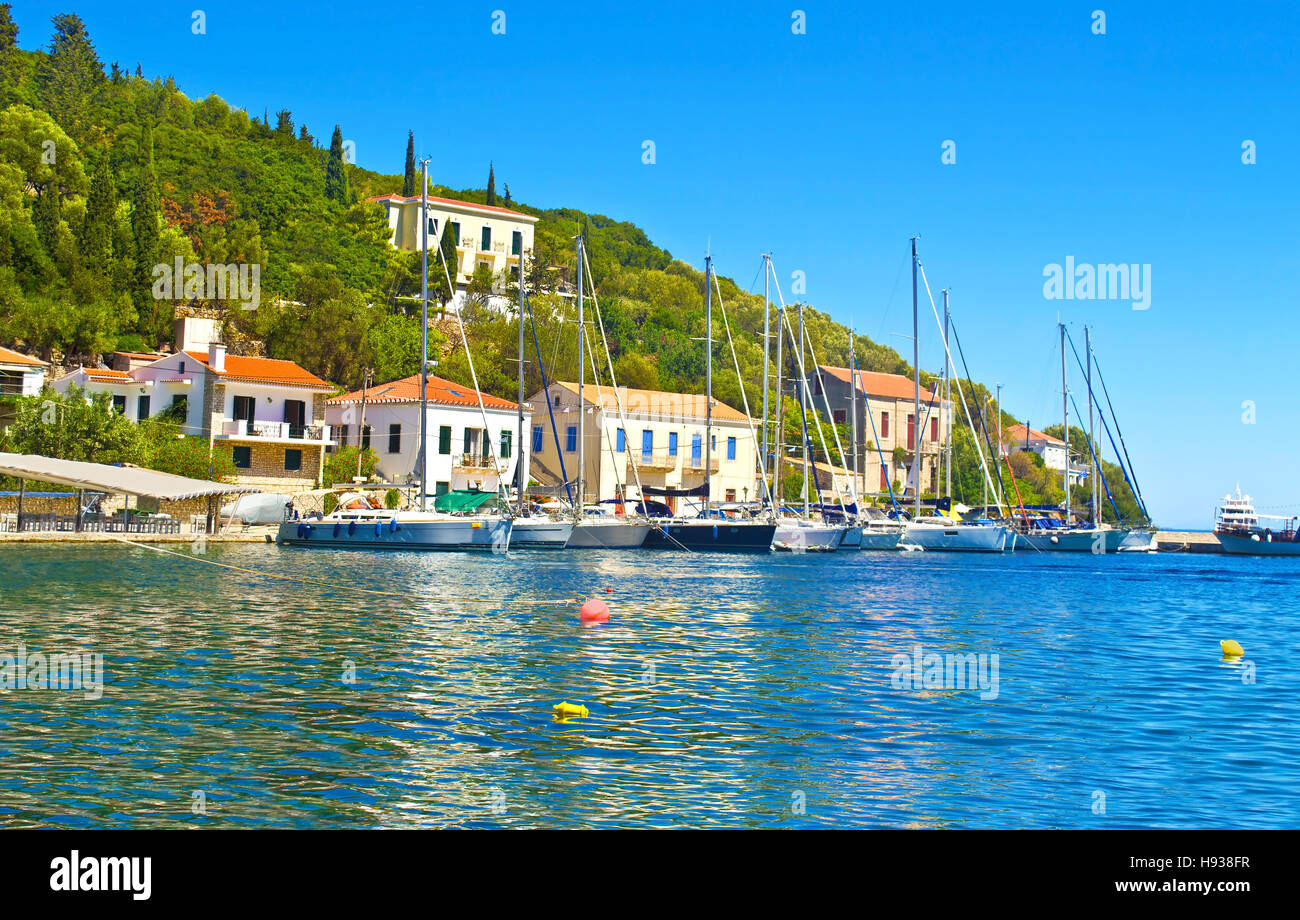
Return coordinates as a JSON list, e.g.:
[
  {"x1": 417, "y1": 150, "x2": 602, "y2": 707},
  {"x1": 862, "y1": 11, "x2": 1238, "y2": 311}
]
[
  {"x1": 370, "y1": 193, "x2": 537, "y2": 311},
  {"x1": 0, "y1": 345, "x2": 48, "y2": 428},
  {"x1": 1002, "y1": 422, "x2": 1087, "y2": 486},
  {"x1": 52, "y1": 318, "x2": 336, "y2": 491},
  {"x1": 527, "y1": 381, "x2": 761, "y2": 511},
  {"x1": 327, "y1": 373, "x2": 527, "y2": 500}
]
